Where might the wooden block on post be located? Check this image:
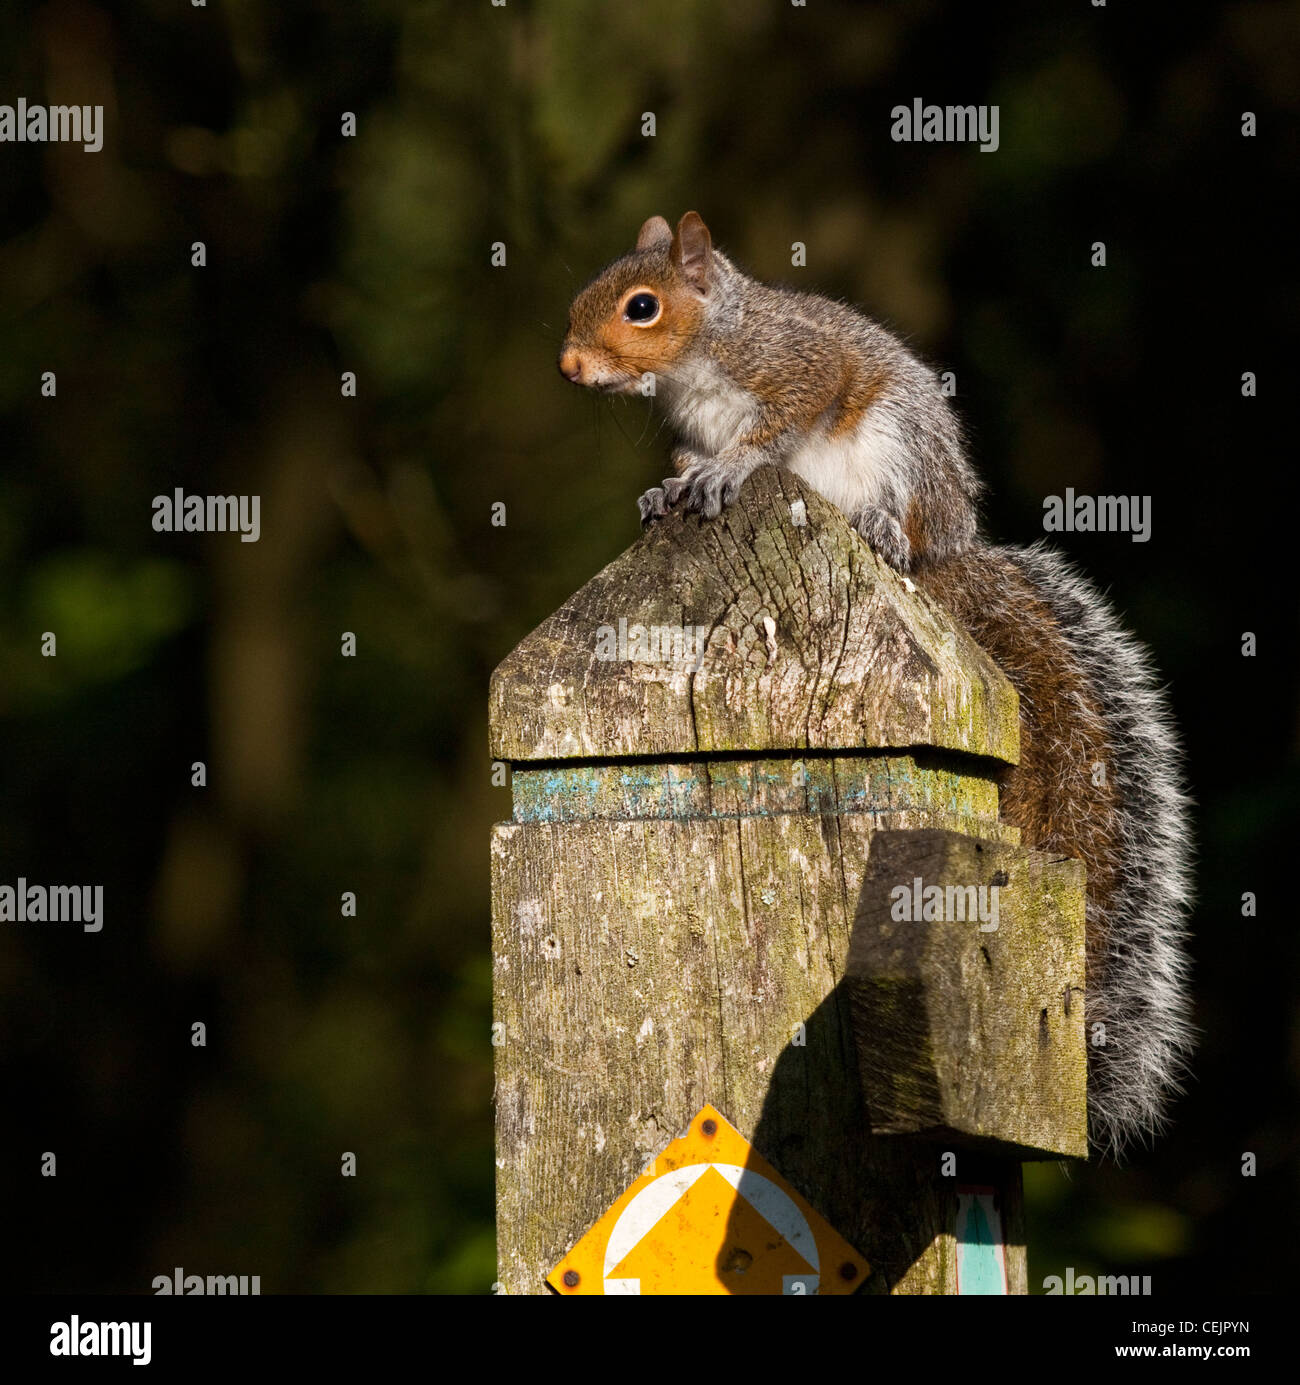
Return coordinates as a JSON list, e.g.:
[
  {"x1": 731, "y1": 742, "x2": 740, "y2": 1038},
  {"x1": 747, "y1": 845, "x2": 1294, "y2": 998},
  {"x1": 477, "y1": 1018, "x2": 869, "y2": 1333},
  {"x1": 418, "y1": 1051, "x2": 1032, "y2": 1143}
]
[{"x1": 846, "y1": 828, "x2": 1088, "y2": 1160}]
